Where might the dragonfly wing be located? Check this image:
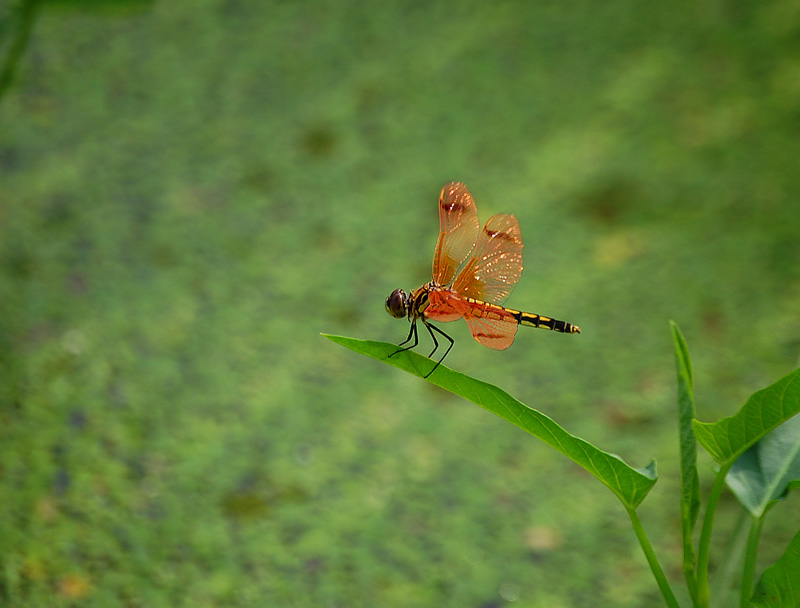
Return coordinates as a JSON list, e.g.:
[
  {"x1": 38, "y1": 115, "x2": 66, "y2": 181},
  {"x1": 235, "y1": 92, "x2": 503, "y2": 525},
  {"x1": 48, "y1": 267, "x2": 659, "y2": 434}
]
[
  {"x1": 427, "y1": 289, "x2": 518, "y2": 349},
  {"x1": 424, "y1": 288, "x2": 466, "y2": 323},
  {"x1": 432, "y1": 182, "x2": 481, "y2": 285},
  {"x1": 451, "y1": 213, "x2": 523, "y2": 304},
  {"x1": 463, "y1": 308, "x2": 518, "y2": 350}
]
